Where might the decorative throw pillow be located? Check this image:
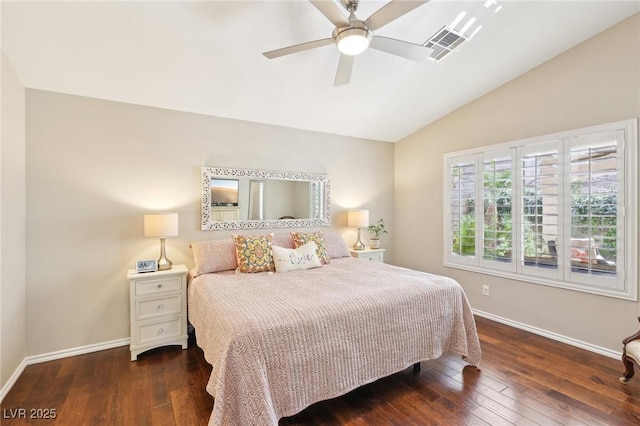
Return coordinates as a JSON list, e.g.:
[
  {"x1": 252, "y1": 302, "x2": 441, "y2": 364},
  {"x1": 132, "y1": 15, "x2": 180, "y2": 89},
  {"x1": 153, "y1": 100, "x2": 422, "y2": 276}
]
[
  {"x1": 272, "y1": 242, "x2": 322, "y2": 273},
  {"x1": 190, "y1": 239, "x2": 238, "y2": 276},
  {"x1": 273, "y1": 233, "x2": 295, "y2": 249},
  {"x1": 290, "y1": 231, "x2": 330, "y2": 264},
  {"x1": 232, "y1": 233, "x2": 275, "y2": 273},
  {"x1": 322, "y1": 232, "x2": 351, "y2": 259}
]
